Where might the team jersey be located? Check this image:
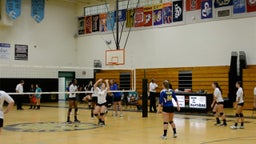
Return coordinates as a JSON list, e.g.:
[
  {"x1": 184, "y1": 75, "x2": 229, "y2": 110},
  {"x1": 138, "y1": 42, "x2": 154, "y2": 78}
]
[
  {"x1": 69, "y1": 84, "x2": 77, "y2": 98},
  {"x1": 91, "y1": 87, "x2": 98, "y2": 97},
  {"x1": 35, "y1": 87, "x2": 42, "y2": 98},
  {"x1": 0, "y1": 91, "x2": 14, "y2": 119},
  {"x1": 214, "y1": 88, "x2": 224, "y2": 103},
  {"x1": 95, "y1": 87, "x2": 107, "y2": 104},
  {"x1": 110, "y1": 84, "x2": 121, "y2": 97},
  {"x1": 236, "y1": 87, "x2": 244, "y2": 104},
  {"x1": 15, "y1": 84, "x2": 23, "y2": 93},
  {"x1": 159, "y1": 89, "x2": 177, "y2": 107}
]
